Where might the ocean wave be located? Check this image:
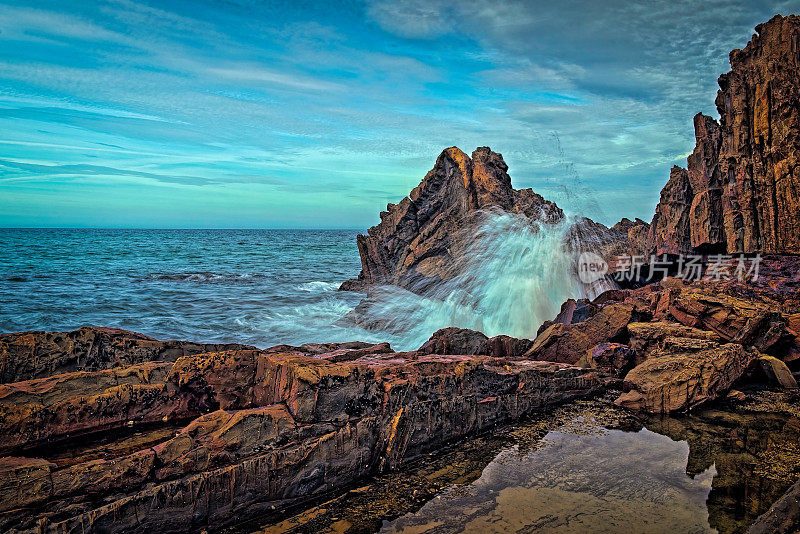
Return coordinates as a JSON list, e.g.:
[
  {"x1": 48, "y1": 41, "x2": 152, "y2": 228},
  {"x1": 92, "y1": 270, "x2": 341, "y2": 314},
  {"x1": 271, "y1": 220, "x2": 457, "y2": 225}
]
[
  {"x1": 340, "y1": 212, "x2": 590, "y2": 349},
  {"x1": 295, "y1": 281, "x2": 340, "y2": 292}
]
